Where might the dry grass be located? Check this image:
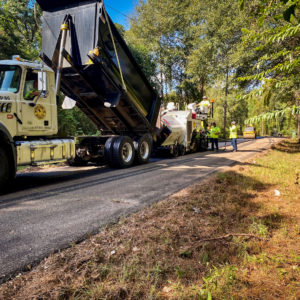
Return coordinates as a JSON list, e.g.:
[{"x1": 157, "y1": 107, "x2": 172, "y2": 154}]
[
  {"x1": 1, "y1": 146, "x2": 299, "y2": 300},
  {"x1": 271, "y1": 138, "x2": 300, "y2": 153}
]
